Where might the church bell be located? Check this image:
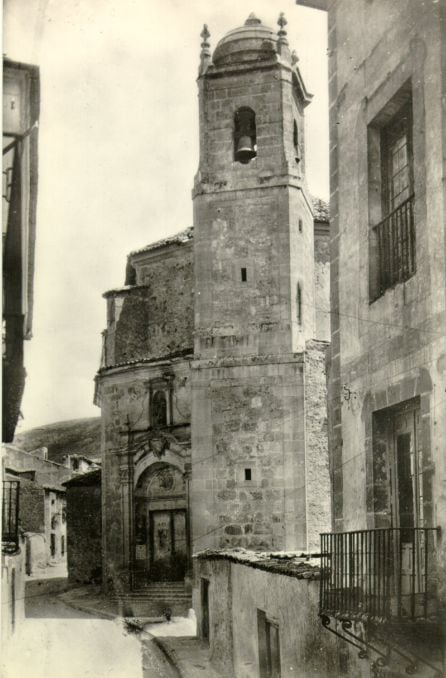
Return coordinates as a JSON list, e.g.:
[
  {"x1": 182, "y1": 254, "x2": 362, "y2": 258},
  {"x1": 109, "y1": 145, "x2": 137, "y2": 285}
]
[{"x1": 235, "y1": 135, "x2": 256, "y2": 164}]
